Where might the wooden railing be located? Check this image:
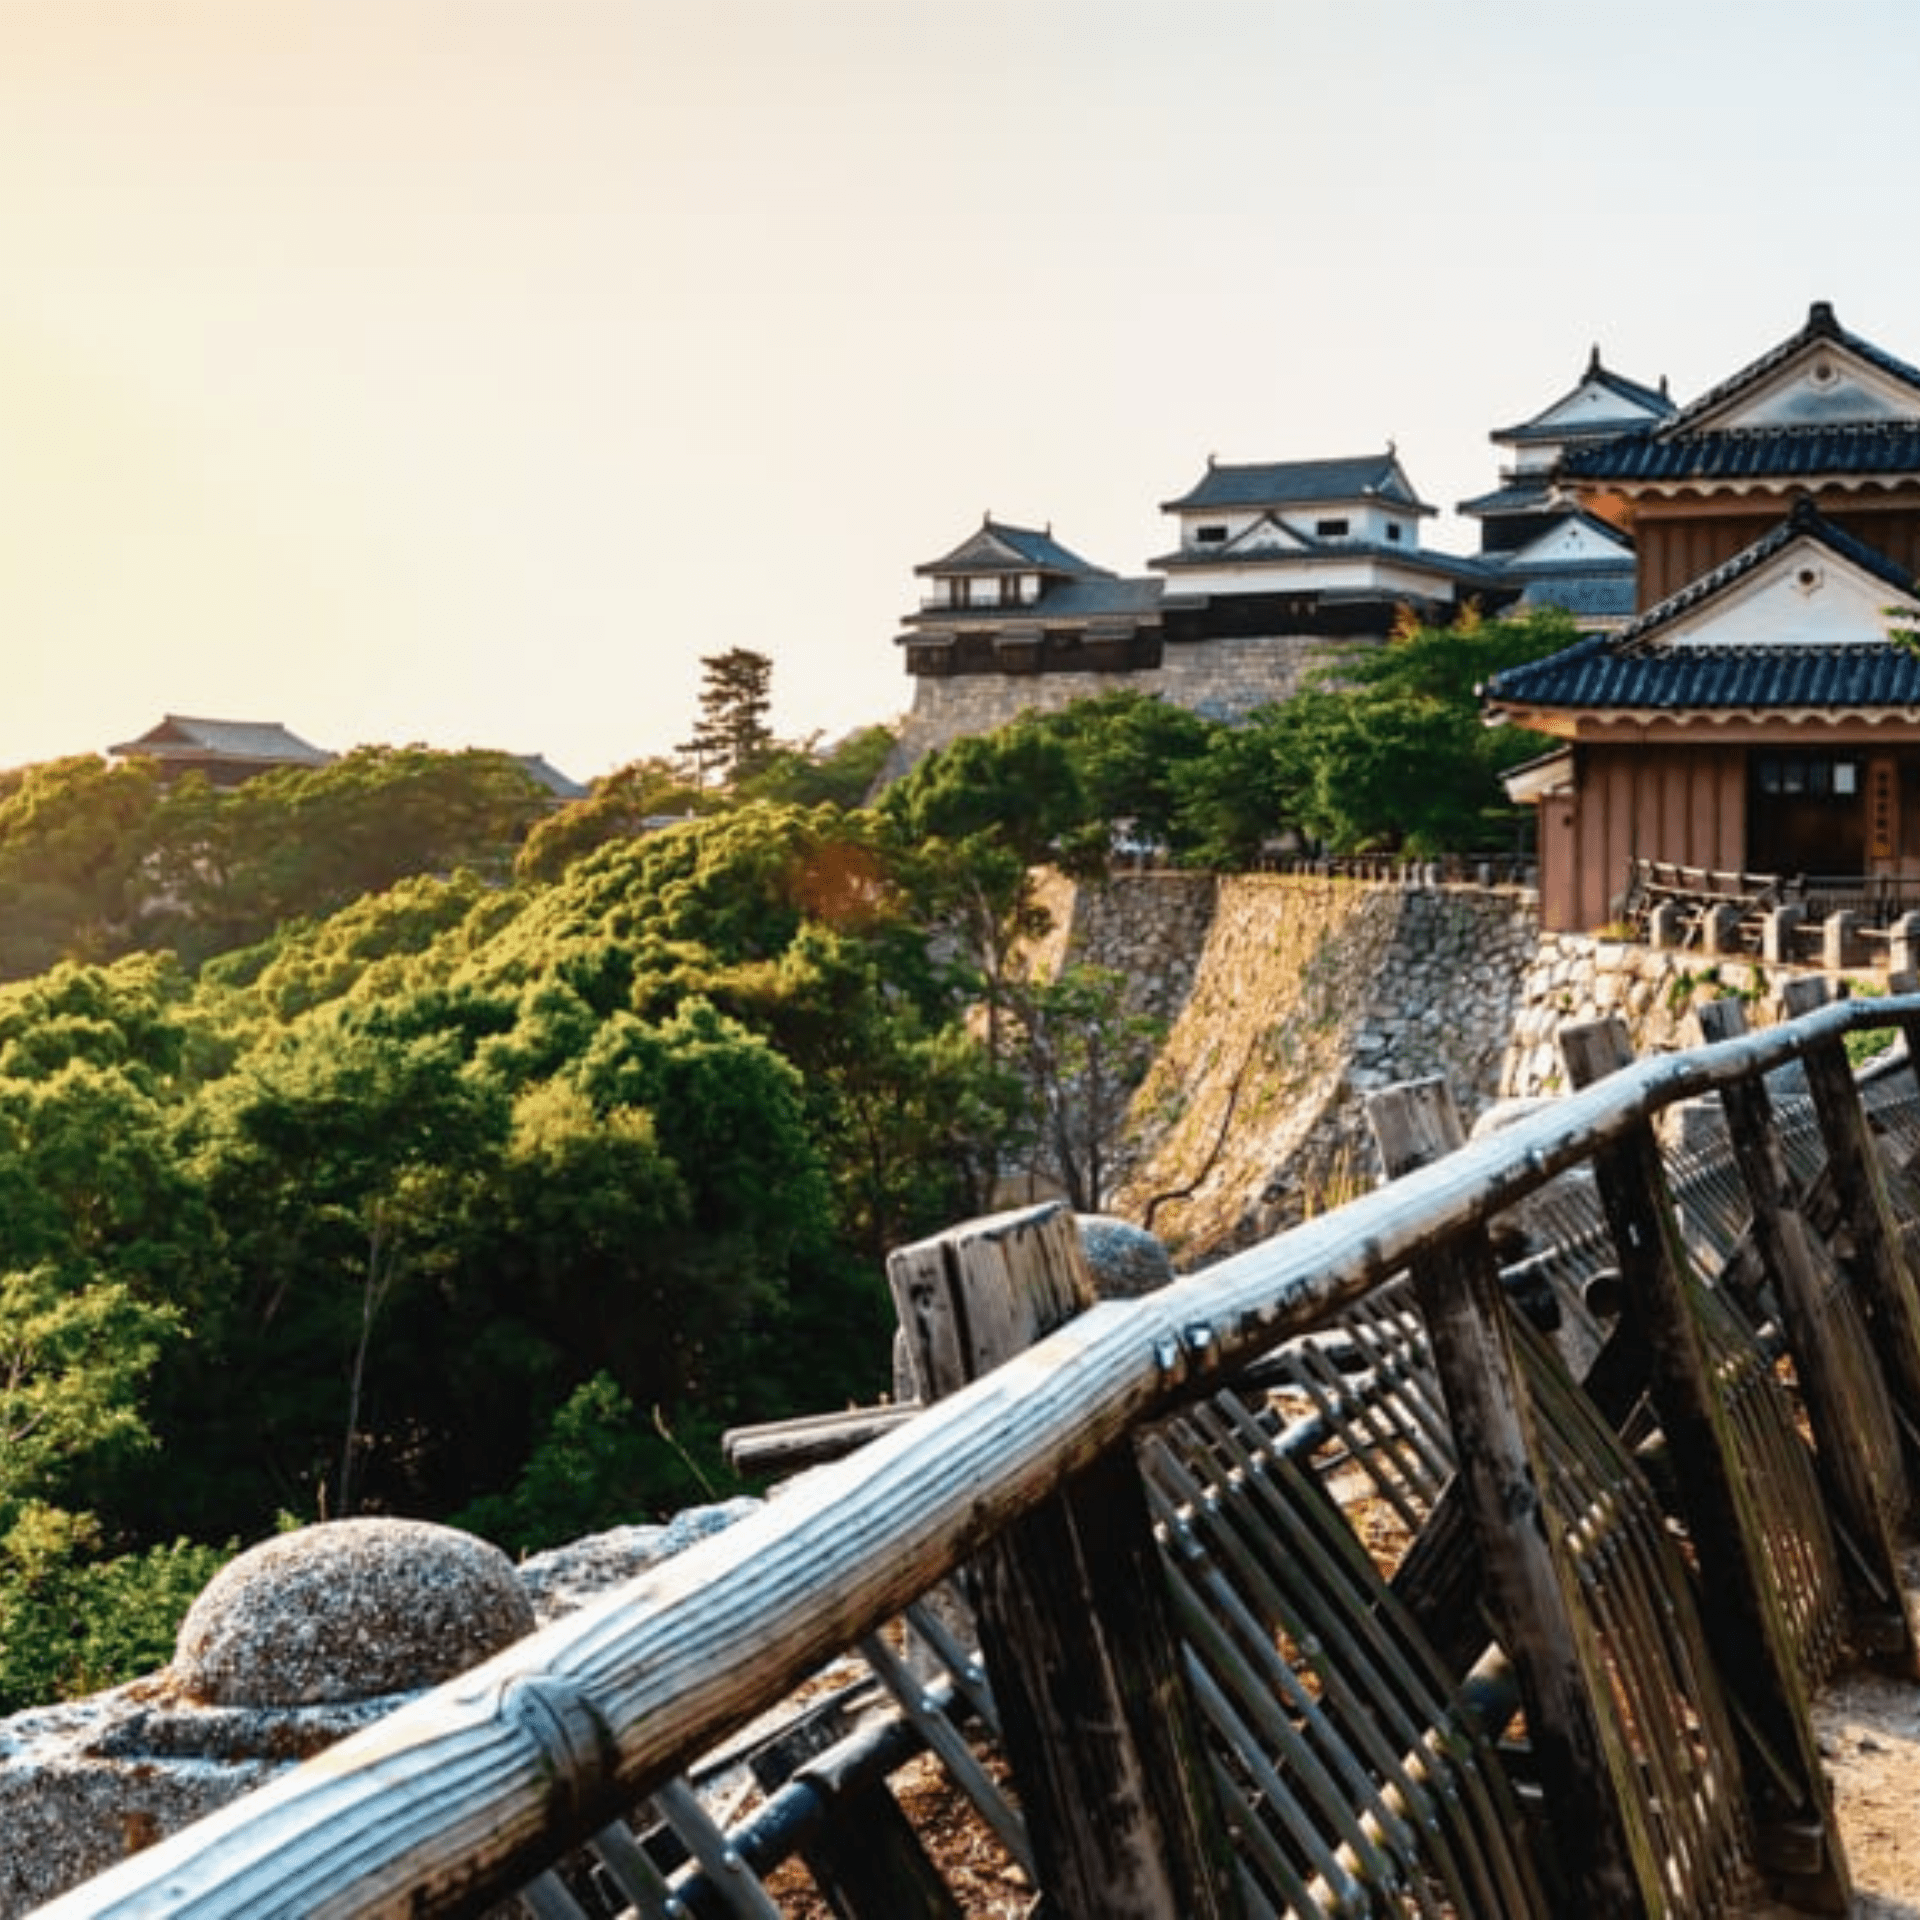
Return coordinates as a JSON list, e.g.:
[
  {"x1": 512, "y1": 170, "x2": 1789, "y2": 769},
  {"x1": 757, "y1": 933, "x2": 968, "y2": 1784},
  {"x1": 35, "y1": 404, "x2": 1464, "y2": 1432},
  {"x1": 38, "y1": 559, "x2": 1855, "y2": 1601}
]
[
  {"x1": 1626, "y1": 856, "x2": 1920, "y2": 959},
  {"x1": 35, "y1": 987, "x2": 1920, "y2": 1918}
]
